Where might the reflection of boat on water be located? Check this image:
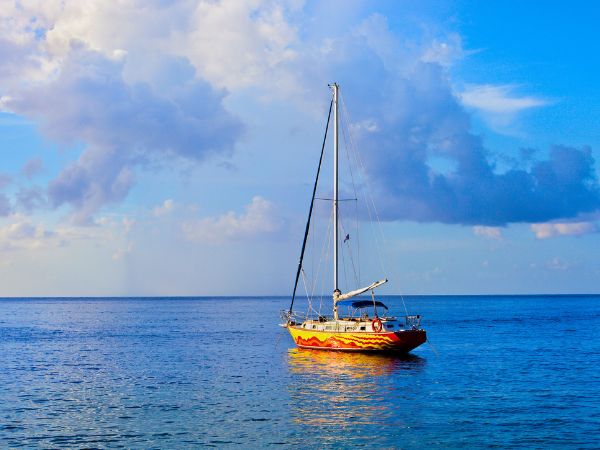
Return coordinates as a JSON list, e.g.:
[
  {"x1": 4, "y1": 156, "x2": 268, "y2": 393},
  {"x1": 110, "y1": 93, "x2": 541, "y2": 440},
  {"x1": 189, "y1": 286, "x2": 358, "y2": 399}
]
[
  {"x1": 288, "y1": 348, "x2": 425, "y2": 379},
  {"x1": 282, "y1": 83, "x2": 426, "y2": 353},
  {"x1": 287, "y1": 348, "x2": 426, "y2": 427}
]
